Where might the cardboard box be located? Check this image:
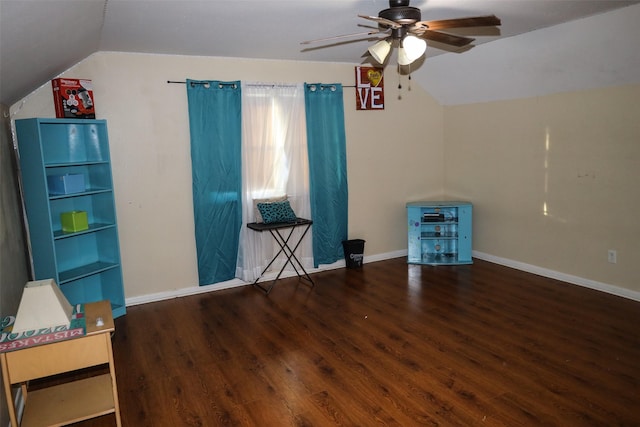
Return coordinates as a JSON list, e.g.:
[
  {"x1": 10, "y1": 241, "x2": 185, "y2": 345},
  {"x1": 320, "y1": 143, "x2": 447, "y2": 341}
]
[
  {"x1": 47, "y1": 174, "x2": 85, "y2": 195},
  {"x1": 61, "y1": 211, "x2": 89, "y2": 233},
  {"x1": 51, "y1": 78, "x2": 96, "y2": 118}
]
